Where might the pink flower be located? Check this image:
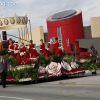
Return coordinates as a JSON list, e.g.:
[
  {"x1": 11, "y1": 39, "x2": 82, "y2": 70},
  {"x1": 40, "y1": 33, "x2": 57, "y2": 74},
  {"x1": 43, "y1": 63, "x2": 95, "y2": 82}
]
[
  {"x1": 70, "y1": 61, "x2": 79, "y2": 69},
  {"x1": 46, "y1": 62, "x2": 61, "y2": 76},
  {"x1": 38, "y1": 66, "x2": 46, "y2": 74},
  {"x1": 61, "y1": 60, "x2": 72, "y2": 71}
]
